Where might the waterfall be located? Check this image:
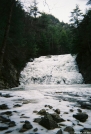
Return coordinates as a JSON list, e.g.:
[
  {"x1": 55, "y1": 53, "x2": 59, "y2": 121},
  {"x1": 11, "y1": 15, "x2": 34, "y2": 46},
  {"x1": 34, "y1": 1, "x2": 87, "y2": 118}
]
[{"x1": 20, "y1": 54, "x2": 83, "y2": 86}]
